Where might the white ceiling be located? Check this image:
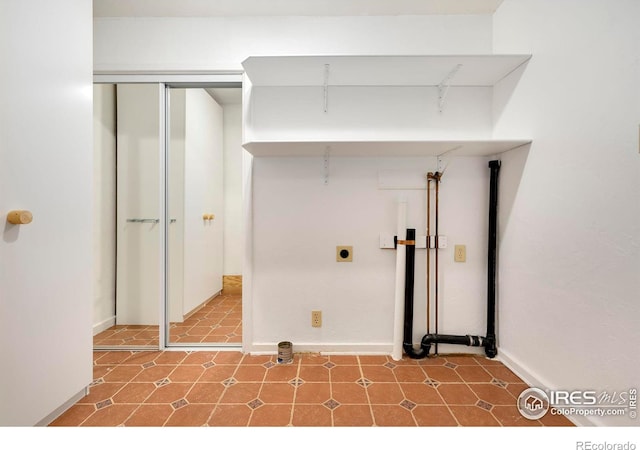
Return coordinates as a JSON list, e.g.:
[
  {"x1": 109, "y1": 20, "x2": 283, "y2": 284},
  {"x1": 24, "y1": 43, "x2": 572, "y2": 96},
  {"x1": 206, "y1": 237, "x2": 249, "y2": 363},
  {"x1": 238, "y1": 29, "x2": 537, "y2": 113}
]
[{"x1": 94, "y1": 0, "x2": 504, "y2": 17}]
